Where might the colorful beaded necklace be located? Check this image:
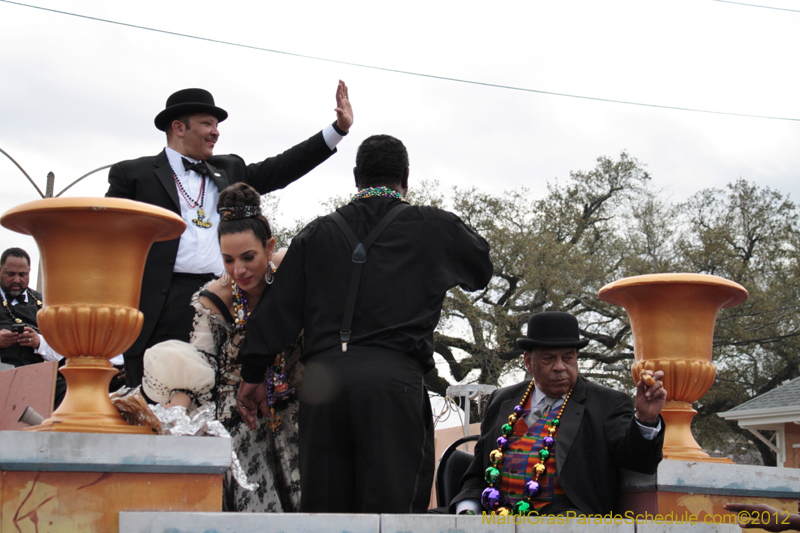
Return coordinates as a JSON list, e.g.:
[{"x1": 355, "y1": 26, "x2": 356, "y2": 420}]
[
  {"x1": 173, "y1": 170, "x2": 212, "y2": 228},
  {"x1": 265, "y1": 352, "x2": 293, "y2": 432},
  {"x1": 173, "y1": 170, "x2": 206, "y2": 209},
  {"x1": 231, "y1": 265, "x2": 290, "y2": 432},
  {"x1": 350, "y1": 186, "x2": 408, "y2": 203},
  {"x1": 2, "y1": 288, "x2": 42, "y2": 332},
  {"x1": 481, "y1": 381, "x2": 572, "y2": 516},
  {"x1": 231, "y1": 282, "x2": 250, "y2": 336}
]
